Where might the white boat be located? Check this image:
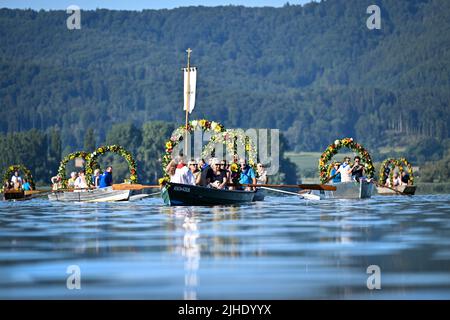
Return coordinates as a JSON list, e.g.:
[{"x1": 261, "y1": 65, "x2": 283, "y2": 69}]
[
  {"x1": 376, "y1": 185, "x2": 416, "y2": 195},
  {"x1": 311, "y1": 181, "x2": 373, "y2": 199},
  {"x1": 48, "y1": 186, "x2": 131, "y2": 202}
]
